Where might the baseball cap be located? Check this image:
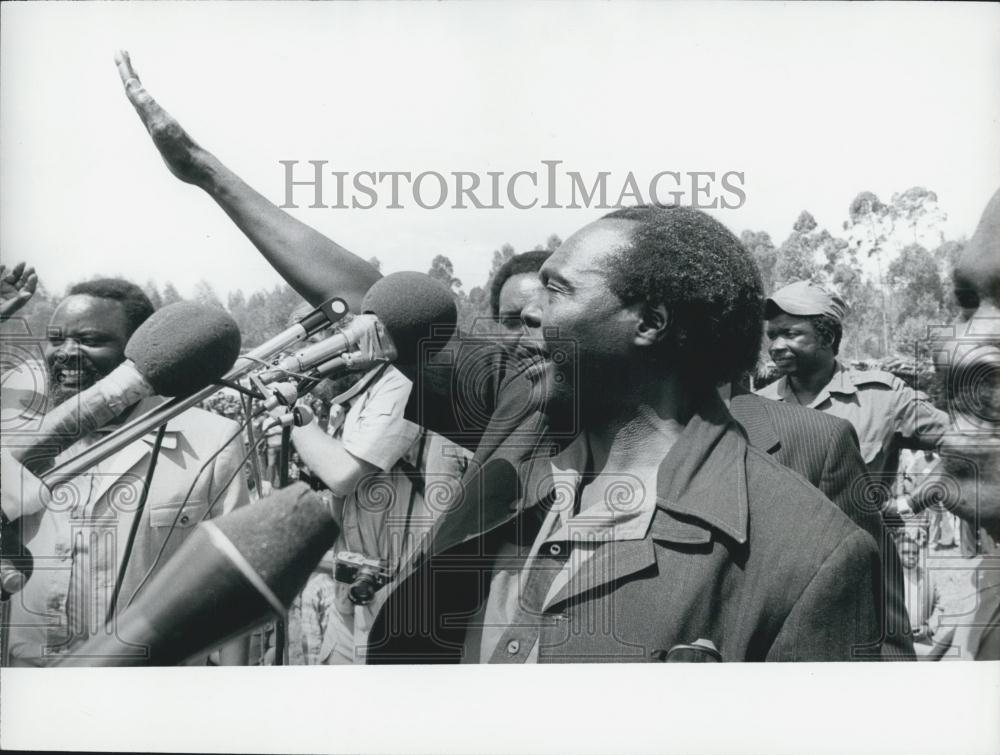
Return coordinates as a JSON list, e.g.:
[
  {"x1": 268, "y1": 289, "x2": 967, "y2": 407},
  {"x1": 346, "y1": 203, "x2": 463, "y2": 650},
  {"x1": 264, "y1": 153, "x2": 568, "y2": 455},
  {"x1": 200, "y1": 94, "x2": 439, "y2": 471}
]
[{"x1": 765, "y1": 280, "x2": 847, "y2": 322}]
